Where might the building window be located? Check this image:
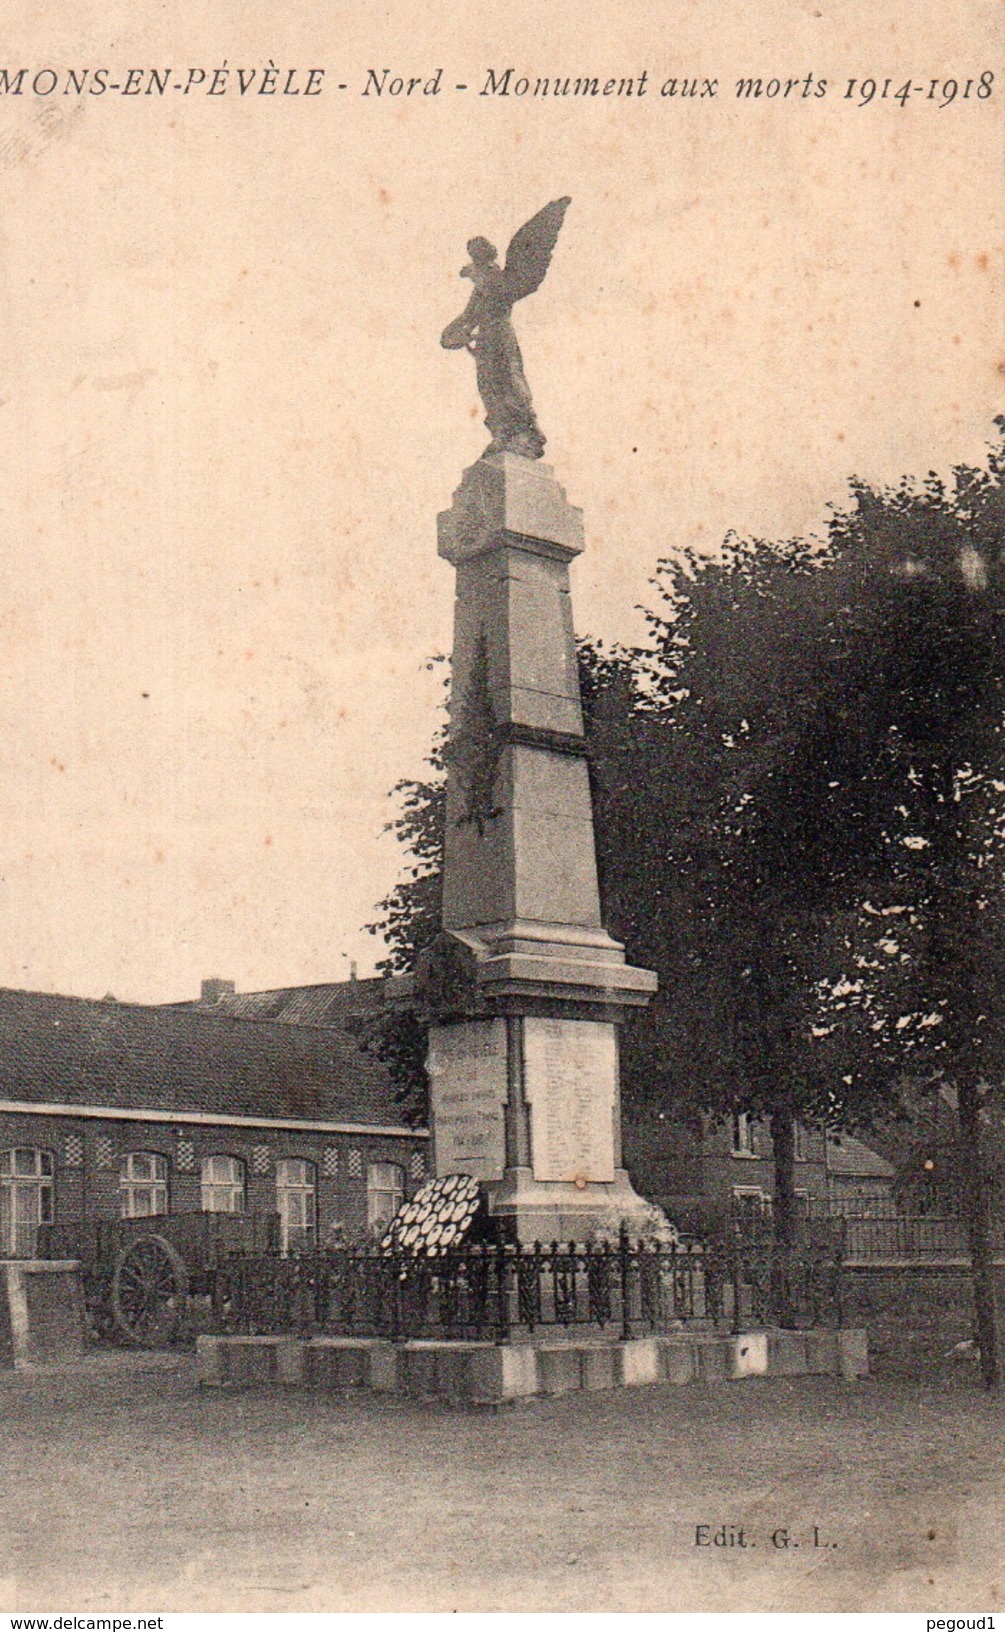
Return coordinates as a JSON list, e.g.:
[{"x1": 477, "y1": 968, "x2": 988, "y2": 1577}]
[
  {"x1": 731, "y1": 1114, "x2": 756, "y2": 1157},
  {"x1": 276, "y1": 1158, "x2": 317, "y2": 1254},
  {"x1": 201, "y1": 1154, "x2": 245, "y2": 1214},
  {"x1": 120, "y1": 1152, "x2": 169, "y2": 1219},
  {"x1": 732, "y1": 1185, "x2": 771, "y2": 1222},
  {"x1": 0, "y1": 1148, "x2": 54, "y2": 1257},
  {"x1": 367, "y1": 1162, "x2": 405, "y2": 1236}
]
